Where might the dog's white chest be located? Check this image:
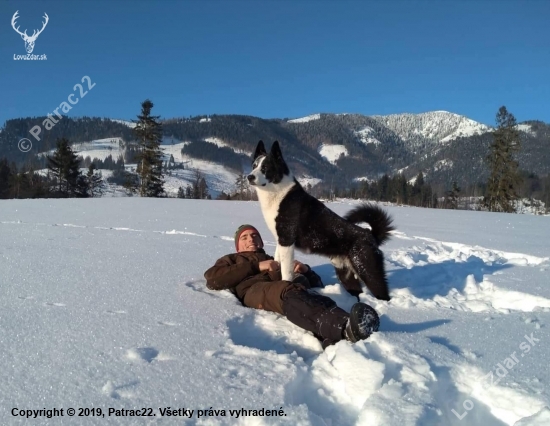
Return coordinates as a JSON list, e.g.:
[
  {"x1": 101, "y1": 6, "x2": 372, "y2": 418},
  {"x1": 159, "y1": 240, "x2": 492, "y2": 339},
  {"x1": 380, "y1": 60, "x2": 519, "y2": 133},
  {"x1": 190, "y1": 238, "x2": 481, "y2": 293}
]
[
  {"x1": 258, "y1": 193, "x2": 281, "y2": 238},
  {"x1": 257, "y1": 187, "x2": 294, "y2": 239}
]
